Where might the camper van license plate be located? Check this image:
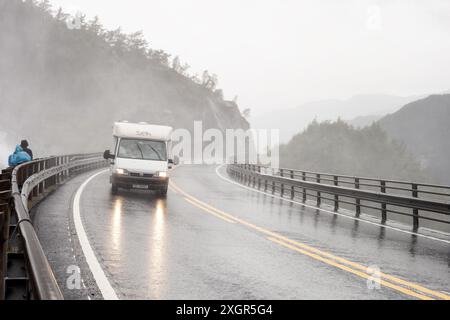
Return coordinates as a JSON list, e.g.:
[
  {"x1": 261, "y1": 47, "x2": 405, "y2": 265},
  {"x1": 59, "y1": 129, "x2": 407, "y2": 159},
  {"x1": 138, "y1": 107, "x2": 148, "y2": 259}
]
[{"x1": 133, "y1": 184, "x2": 148, "y2": 189}]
